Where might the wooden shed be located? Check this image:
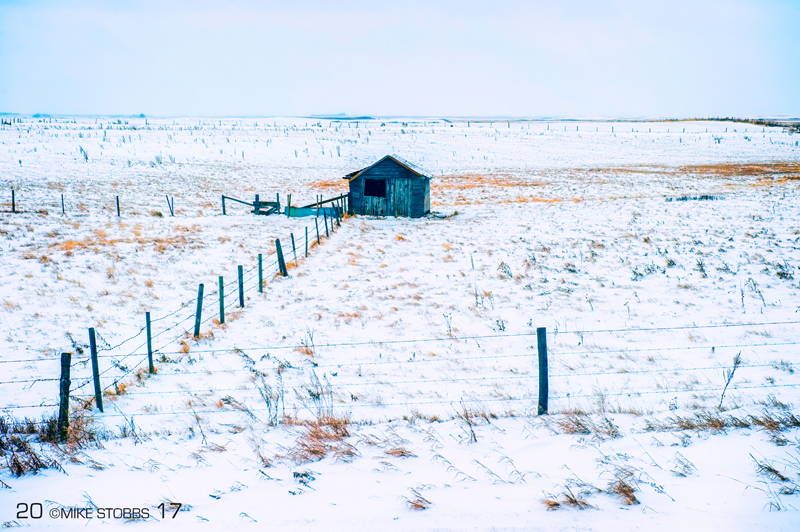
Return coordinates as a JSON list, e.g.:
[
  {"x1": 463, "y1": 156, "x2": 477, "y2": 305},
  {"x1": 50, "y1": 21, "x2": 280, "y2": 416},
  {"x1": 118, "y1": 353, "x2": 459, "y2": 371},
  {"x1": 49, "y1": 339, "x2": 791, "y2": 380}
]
[{"x1": 343, "y1": 155, "x2": 431, "y2": 218}]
